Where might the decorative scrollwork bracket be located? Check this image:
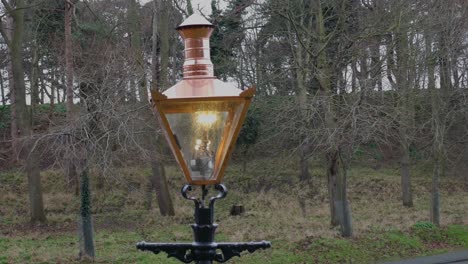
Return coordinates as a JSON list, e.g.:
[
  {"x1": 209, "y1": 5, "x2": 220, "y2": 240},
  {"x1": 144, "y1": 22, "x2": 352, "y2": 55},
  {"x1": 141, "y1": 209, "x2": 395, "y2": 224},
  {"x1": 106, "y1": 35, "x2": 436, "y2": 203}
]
[{"x1": 137, "y1": 184, "x2": 271, "y2": 263}]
